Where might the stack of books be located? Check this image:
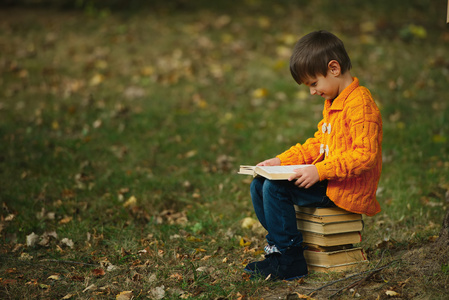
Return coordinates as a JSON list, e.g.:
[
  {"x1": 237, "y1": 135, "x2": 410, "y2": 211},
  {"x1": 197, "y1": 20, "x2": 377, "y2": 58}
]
[{"x1": 295, "y1": 205, "x2": 369, "y2": 273}]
